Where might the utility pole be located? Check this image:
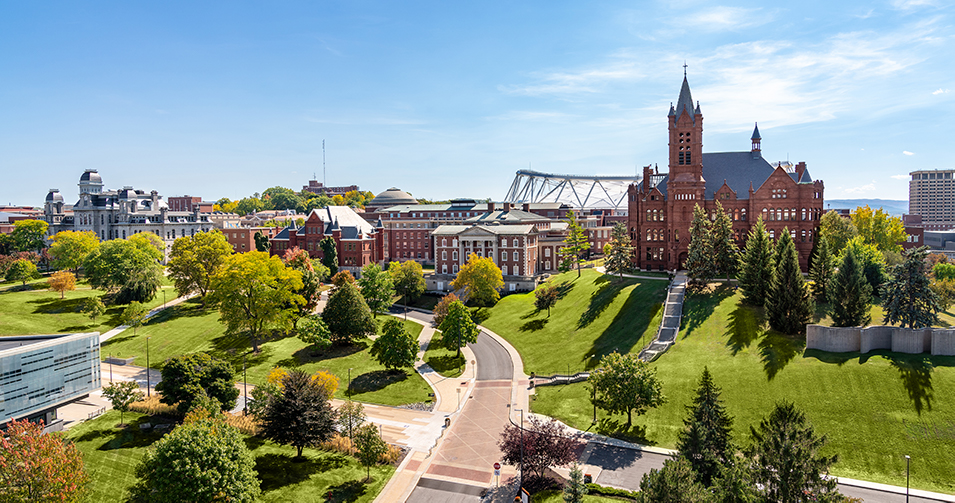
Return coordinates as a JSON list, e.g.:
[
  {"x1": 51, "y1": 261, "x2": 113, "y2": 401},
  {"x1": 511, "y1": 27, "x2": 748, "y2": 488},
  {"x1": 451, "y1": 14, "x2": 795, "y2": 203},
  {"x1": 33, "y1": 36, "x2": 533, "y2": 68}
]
[{"x1": 323, "y1": 140, "x2": 326, "y2": 188}]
